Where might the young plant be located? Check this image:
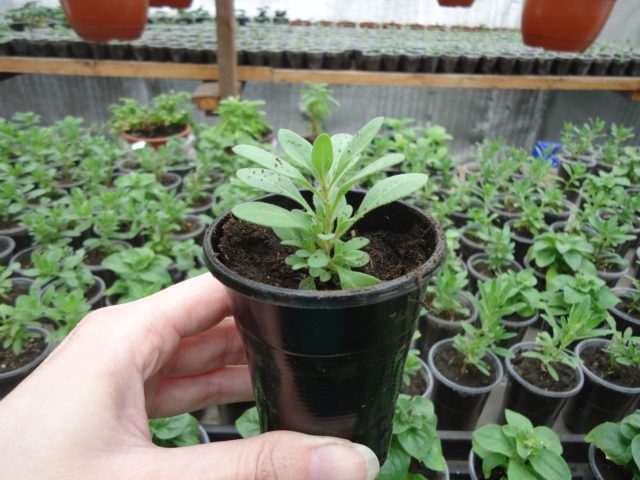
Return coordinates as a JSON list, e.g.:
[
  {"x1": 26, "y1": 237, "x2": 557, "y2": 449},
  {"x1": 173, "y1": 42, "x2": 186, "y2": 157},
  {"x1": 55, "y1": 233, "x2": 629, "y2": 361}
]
[
  {"x1": 402, "y1": 332, "x2": 422, "y2": 387},
  {"x1": 43, "y1": 289, "x2": 92, "y2": 340},
  {"x1": 0, "y1": 296, "x2": 45, "y2": 357},
  {"x1": 378, "y1": 395, "x2": 445, "y2": 480},
  {"x1": 103, "y1": 247, "x2": 173, "y2": 303},
  {"x1": 110, "y1": 92, "x2": 192, "y2": 135},
  {"x1": 300, "y1": 83, "x2": 340, "y2": 138},
  {"x1": 425, "y1": 263, "x2": 470, "y2": 317},
  {"x1": 604, "y1": 328, "x2": 640, "y2": 372},
  {"x1": 22, "y1": 245, "x2": 93, "y2": 291},
  {"x1": 149, "y1": 414, "x2": 201, "y2": 448},
  {"x1": 472, "y1": 409, "x2": 570, "y2": 480},
  {"x1": 496, "y1": 269, "x2": 541, "y2": 319},
  {"x1": 585, "y1": 410, "x2": 640, "y2": 479},
  {"x1": 600, "y1": 123, "x2": 635, "y2": 167},
  {"x1": 524, "y1": 299, "x2": 612, "y2": 381},
  {"x1": 231, "y1": 117, "x2": 429, "y2": 290},
  {"x1": 478, "y1": 225, "x2": 516, "y2": 274},
  {"x1": 561, "y1": 118, "x2": 605, "y2": 158},
  {"x1": 587, "y1": 213, "x2": 634, "y2": 269},
  {"x1": 210, "y1": 96, "x2": 271, "y2": 145},
  {"x1": 527, "y1": 231, "x2": 595, "y2": 281},
  {"x1": 543, "y1": 272, "x2": 619, "y2": 321},
  {"x1": 0, "y1": 263, "x2": 18, "y2": 304}
]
